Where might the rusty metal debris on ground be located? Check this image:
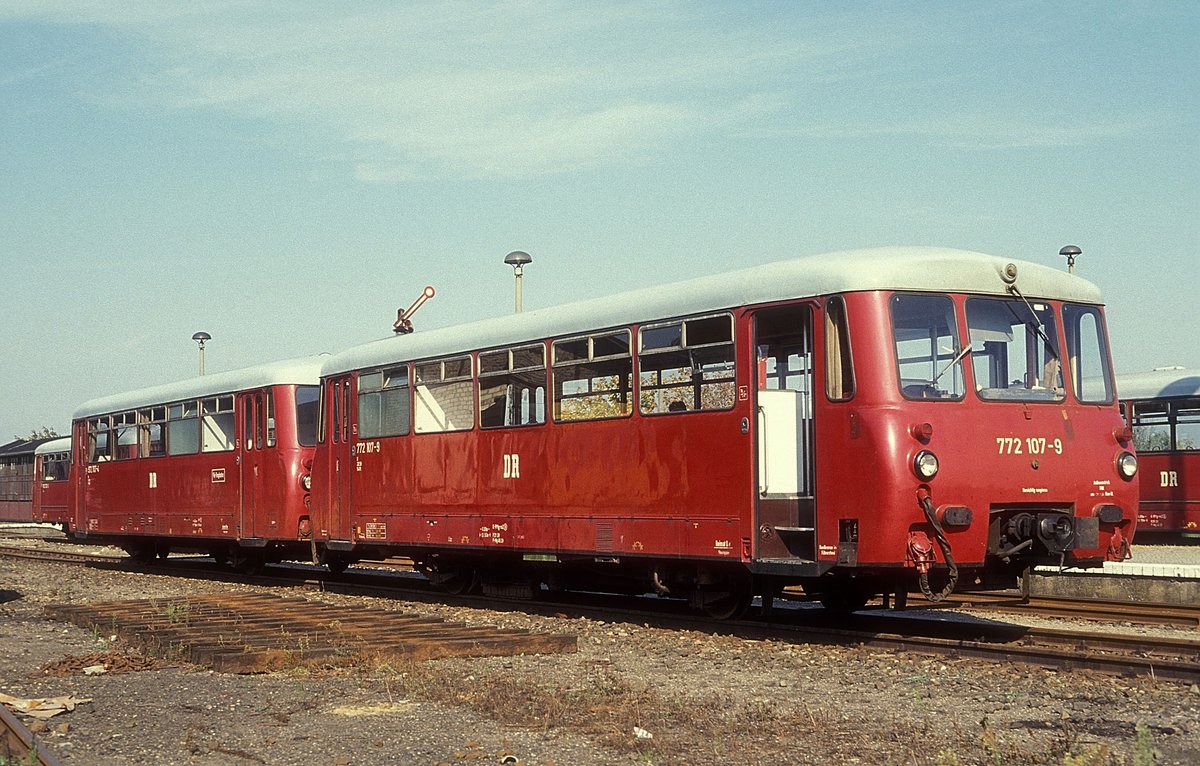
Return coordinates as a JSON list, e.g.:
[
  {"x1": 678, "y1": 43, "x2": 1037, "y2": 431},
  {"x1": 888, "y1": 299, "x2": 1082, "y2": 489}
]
[
  {"x1": 46, "y1": 592, "x2": 577, "y2": 673},
  {"x1": 37, "y1": 651, "x2": 170, "y2": 677}
]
